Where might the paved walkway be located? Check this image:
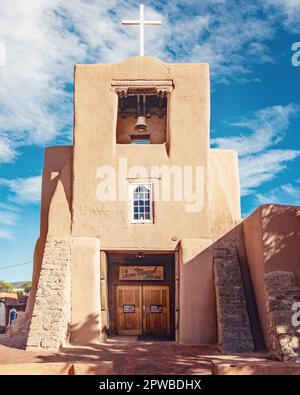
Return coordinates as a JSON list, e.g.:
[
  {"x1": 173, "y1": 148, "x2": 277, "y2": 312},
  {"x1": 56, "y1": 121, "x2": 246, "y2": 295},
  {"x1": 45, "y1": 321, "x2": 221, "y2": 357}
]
[{"x1": 0, "y1": 335, "x2": 271, "y2": 375}]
